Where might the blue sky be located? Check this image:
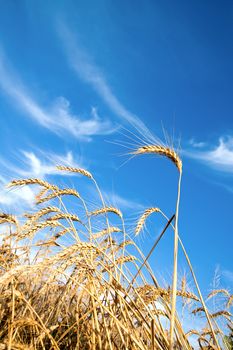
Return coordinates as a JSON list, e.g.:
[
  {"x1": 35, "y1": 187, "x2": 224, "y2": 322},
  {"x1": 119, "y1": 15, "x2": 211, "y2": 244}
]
[{"x1": 0, "y1": 0, "x2": 232, "y2": 295}]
